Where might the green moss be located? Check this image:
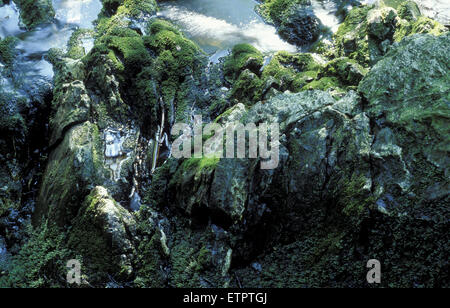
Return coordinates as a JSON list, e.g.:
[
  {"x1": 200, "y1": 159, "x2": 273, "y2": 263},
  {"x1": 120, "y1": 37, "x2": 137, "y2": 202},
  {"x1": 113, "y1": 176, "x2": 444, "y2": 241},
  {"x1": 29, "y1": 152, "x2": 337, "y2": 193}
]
[
  {"x1": 35, "y1": 122, "x2": 106, "y2": 227},
  {"x1": 394, "y1": 16, "x2": 448, "y2": 42},
  {"x1": 93, "y1": 27, "x2": 152, "y2": 80},
  {"x1": 101, "y1": 0, "x2": 156, "y2": 18},
  {"x1": 196, "y1": 246, "x2": 212, "y2": 271},
  {"x1": 66, "y1": 188, "x2": 133, "y2": 285},
  {"x1": 0, "y1": 222, "x2": 71, "y2": 287},
  {"x1": 333, "y1": 5, "x2": 375, "y2": 66},
  {"x1": 230, "y1": 69, "x2": 265, "y2": 105},
  {"x1": 14, "y1": 0, "x2": 55, "y2": 28},
  {"x1": 182, "y1": 157, "x2": 220, "y2": 174},
  {"x1": 0, "y1": 37, "x2": 18, "y2": 66},
  {"x1": 337, "y1": 174, "x2": 374, "y2": 220},
  {"x1": 258, "y1": 0, "x2": 307, "y2": 25},
  {"x1": 397, "y1": 1, "x2": 421, "y2": 21},
  {"x1": 134, "y1": 231, "x2": 166, "y2": 287},
  {"x1": 134, "y1": 19, "x2": 203, "y2": 128},
  {"x1": 167, "y1": 225, "x2": 226, "y2": 288},
  {"x1": 317, "y1": 57, "x2": 368, "y2": 87},
  {"x1": 226, "y1": 49, "x2": 326, "y2": 104},
  {"x1": 168, "y1": 156, "x2": 220, "y2": 194},
  {"x1": 169, "y1": 236, "x2": 200, "y2": 288},
  {"x1": 301, "y1": 76, "x2": 342, "y2": 92},
  {"x1": 261, "y1": 51, "x2": 323, "y2": 92},
  {"x1": 223, "y1": 44, "x2": 264, "y2": 81},
  {"x1": 66, "y1": 29, "x2": 95, "y2": 60},
  {"x1": 121, "y1": 0, "x2": 157, "y2": 17}
]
